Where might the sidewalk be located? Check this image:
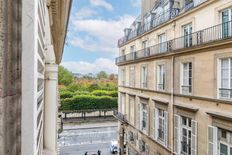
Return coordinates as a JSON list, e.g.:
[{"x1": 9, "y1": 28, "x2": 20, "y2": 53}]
[{"x1": 63, "y1": 121, "x2": 118, "y2": 130}]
